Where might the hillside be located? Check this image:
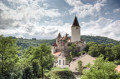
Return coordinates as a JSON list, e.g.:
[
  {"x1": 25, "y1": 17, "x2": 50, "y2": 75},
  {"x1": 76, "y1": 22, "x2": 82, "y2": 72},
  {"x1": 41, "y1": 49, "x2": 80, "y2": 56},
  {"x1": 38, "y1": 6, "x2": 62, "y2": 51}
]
[
  {"x1": 81, "y1": 35, "x2": 119, "y2": 44},
  {"x1": 16, "y1": 38, "x2": 56, "y2": 49},
  {"x1": 16, "y1": 35, "x2": 119, "y2": 49}
]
